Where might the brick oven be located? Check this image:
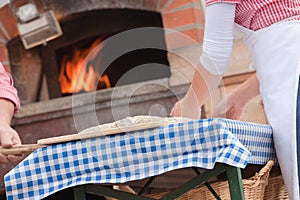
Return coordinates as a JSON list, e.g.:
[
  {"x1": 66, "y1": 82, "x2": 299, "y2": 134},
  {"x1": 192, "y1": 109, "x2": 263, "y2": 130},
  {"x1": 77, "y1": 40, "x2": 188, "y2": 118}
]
[{"x1": 0, "y1": 0, "x2": 205, "y2": 193}]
